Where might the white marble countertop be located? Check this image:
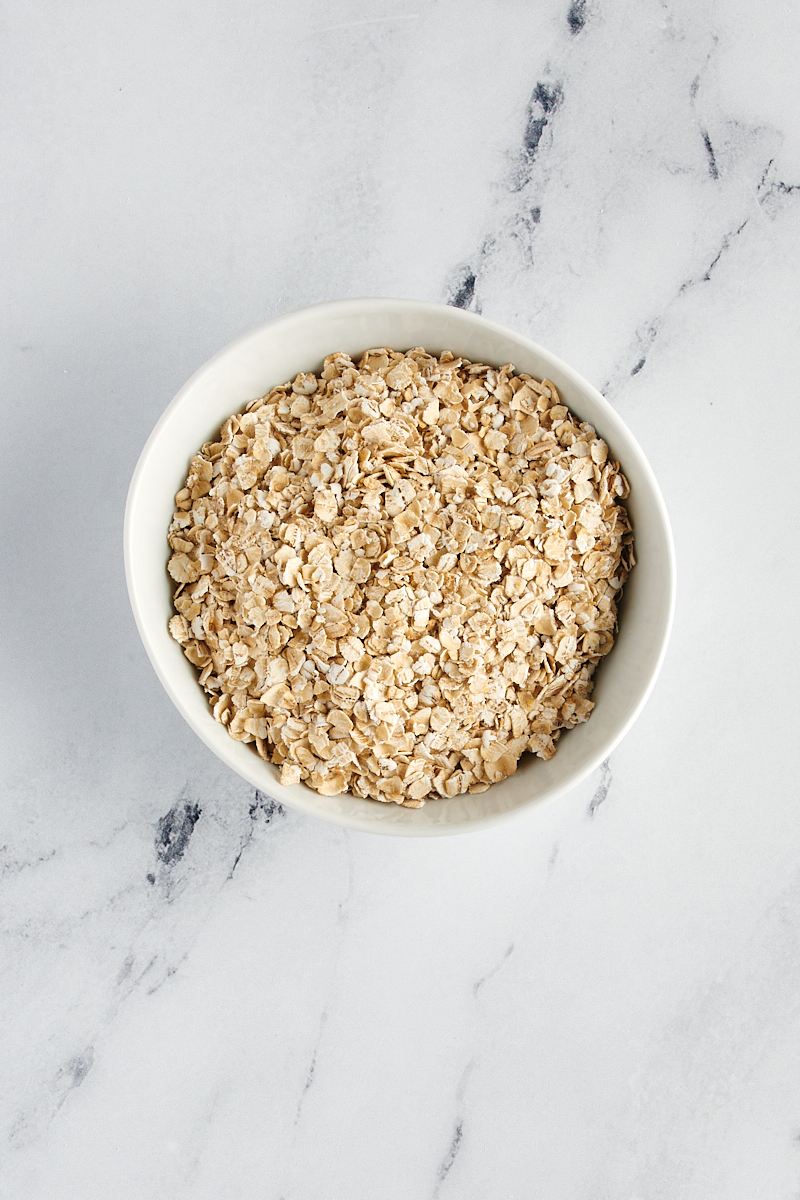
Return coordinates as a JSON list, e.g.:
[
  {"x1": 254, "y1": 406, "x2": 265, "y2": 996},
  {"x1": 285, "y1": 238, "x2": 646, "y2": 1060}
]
[{"x1": 3, "y1": 1, "x2": 800, "y2": 1196}]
